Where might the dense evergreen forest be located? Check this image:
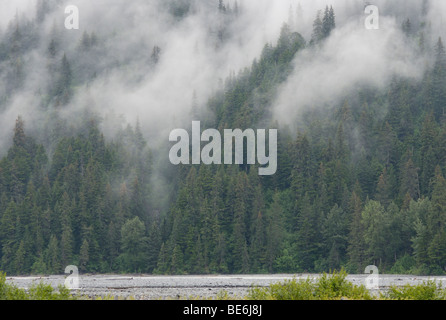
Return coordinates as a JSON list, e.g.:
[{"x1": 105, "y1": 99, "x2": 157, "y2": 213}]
[{"x1": 1, "y1": 0, "x2": 446, "y2": 276}]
